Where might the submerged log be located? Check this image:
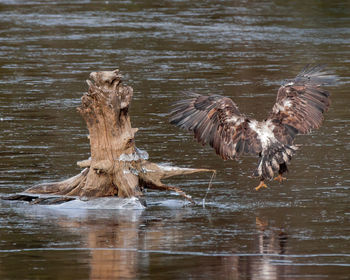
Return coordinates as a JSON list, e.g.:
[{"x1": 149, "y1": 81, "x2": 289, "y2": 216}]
[{"x1": 4, "y1": 69, "x2": 213, "y2": 204}]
